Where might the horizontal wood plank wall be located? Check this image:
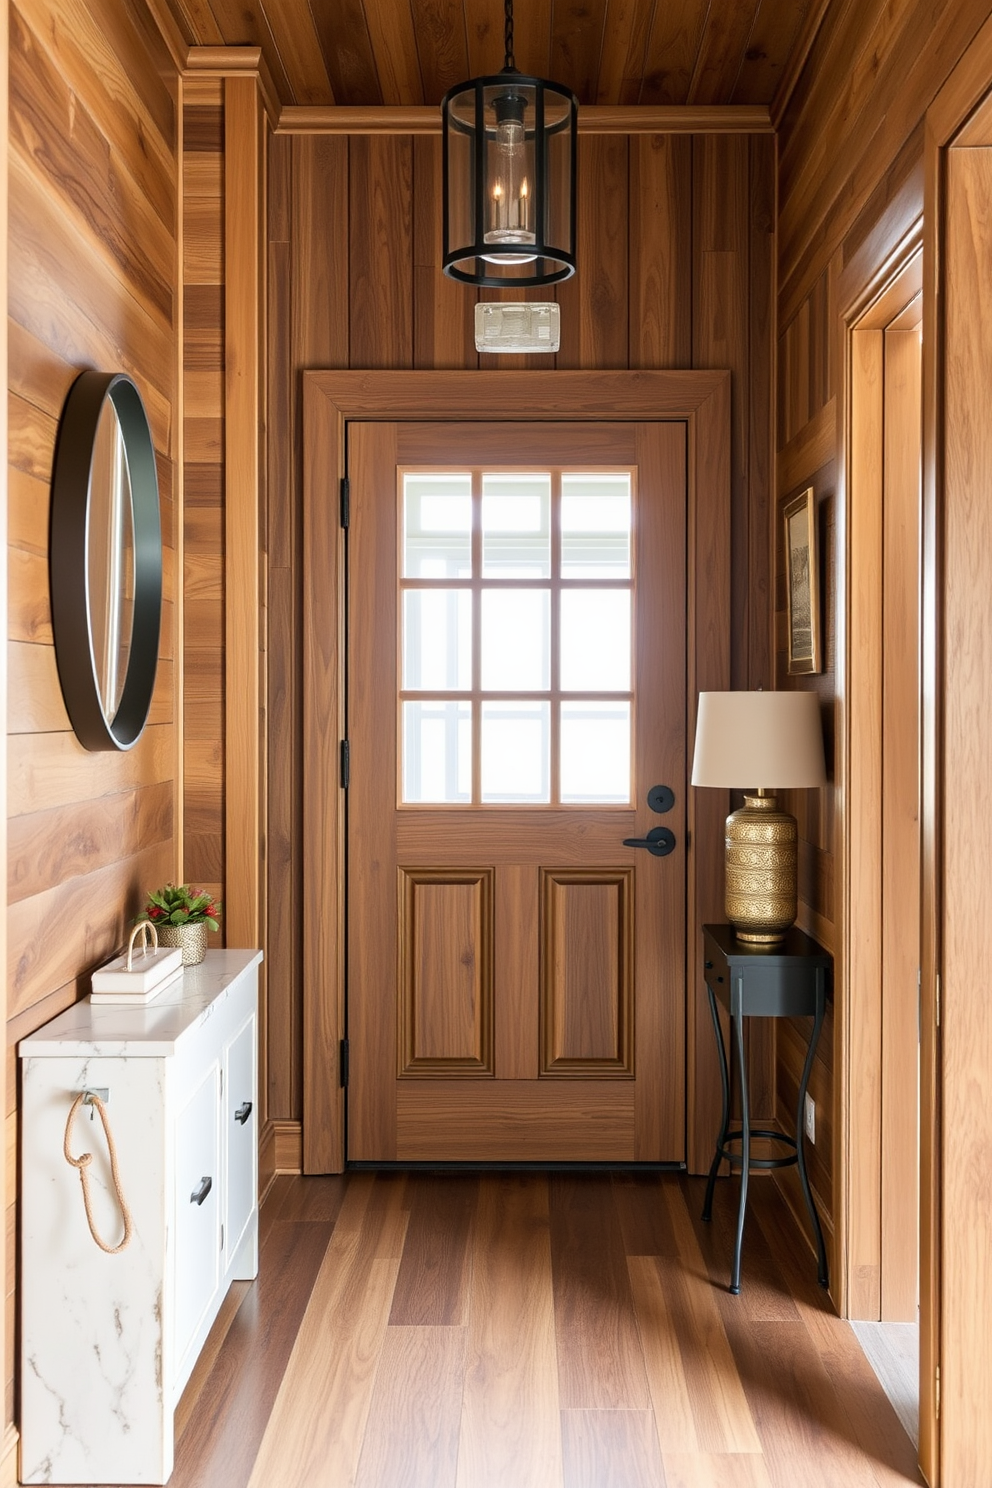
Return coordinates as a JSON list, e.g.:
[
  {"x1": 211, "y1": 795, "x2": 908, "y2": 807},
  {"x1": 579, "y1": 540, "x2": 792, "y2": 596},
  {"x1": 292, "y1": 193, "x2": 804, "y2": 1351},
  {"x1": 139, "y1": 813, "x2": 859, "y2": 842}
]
[
  {"x1": 183, "y1": 78, "x2": 226, "y2": 925},
  {"x1": 773, "y1": 0, "x2": 991, "y2": 1275},
  {"x1": 6, "y1": 0, "x2": 180, "y2": 1442},
  {"x1": 266, "y1": 130, "x2": 775, "y2": 1169}
]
